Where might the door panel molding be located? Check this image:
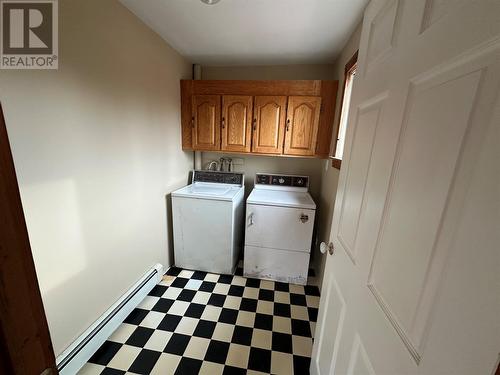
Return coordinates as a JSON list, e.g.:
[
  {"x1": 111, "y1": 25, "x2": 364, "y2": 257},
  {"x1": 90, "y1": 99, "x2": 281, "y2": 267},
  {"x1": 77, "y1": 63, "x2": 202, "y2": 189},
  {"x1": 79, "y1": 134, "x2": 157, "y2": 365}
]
[
  {"x1": 336, "y1": 92, "x2": 388, "y2": 264},
  {"x1": 346, "y1": 334, "x2": 376, "y2": 375},
  {"x1": 420, "y1": 0, "x2": 469, "y2": 33},
  {"x1": 365, "y1": 0, "x2": 401, "y2": 74},
  {"x1": 367, "y1": 39, "x2": 499, "y2": 363},
  {"x1": 312, "y1": 273, "x2": 346, "y2": 375}
]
